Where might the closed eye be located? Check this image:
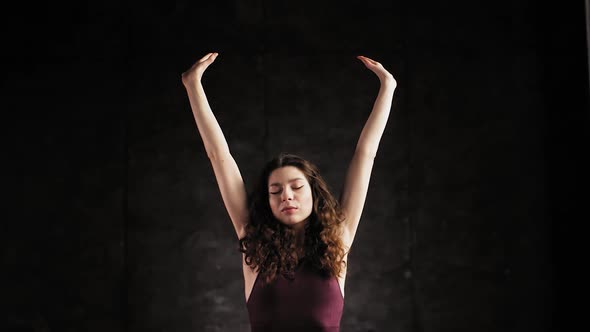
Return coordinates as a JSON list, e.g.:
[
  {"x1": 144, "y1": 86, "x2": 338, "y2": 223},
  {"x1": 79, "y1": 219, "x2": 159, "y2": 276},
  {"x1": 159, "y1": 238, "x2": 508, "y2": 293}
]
[{"x1": 270, "y1": 186, "x2": 304, "y2": 195}]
